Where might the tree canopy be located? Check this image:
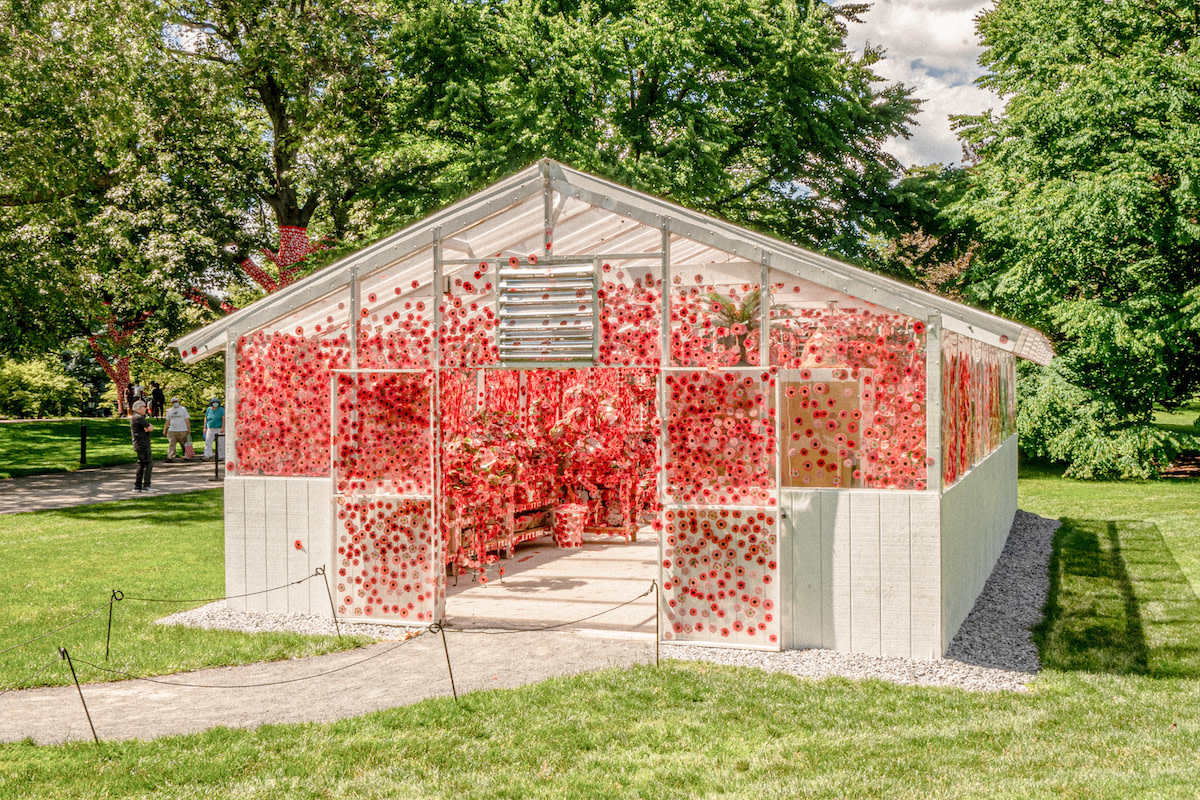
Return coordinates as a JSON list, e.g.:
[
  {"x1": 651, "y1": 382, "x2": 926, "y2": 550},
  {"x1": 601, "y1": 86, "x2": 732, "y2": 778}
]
[
  {"x1": 0, "y1": 0, "x2": 919, "y2": 367},
  {"x1": 945, "y1": 0, "x2": 1200, "y2": 477}
]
